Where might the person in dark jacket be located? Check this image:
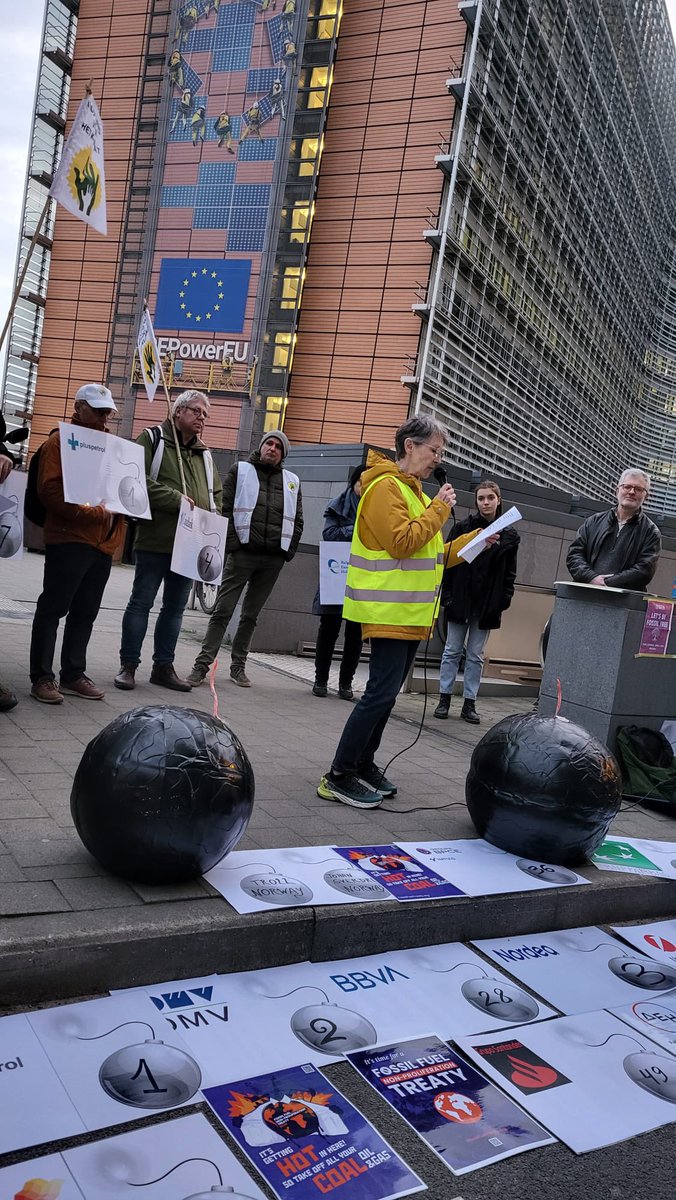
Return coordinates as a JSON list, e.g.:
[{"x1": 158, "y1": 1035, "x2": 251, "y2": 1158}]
[
  {"x1": 434, "y1": 479, "x2": 519, "y2": 724},
  {"x1": 566, "y1": 468, "x2": 660, "y2": 593},
  {"x1": 187, "y1": 430, "x2": 304, "y2": 688},
  {"x1": 312, "y1": 465, "x2": 365, "y2": 700}
]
